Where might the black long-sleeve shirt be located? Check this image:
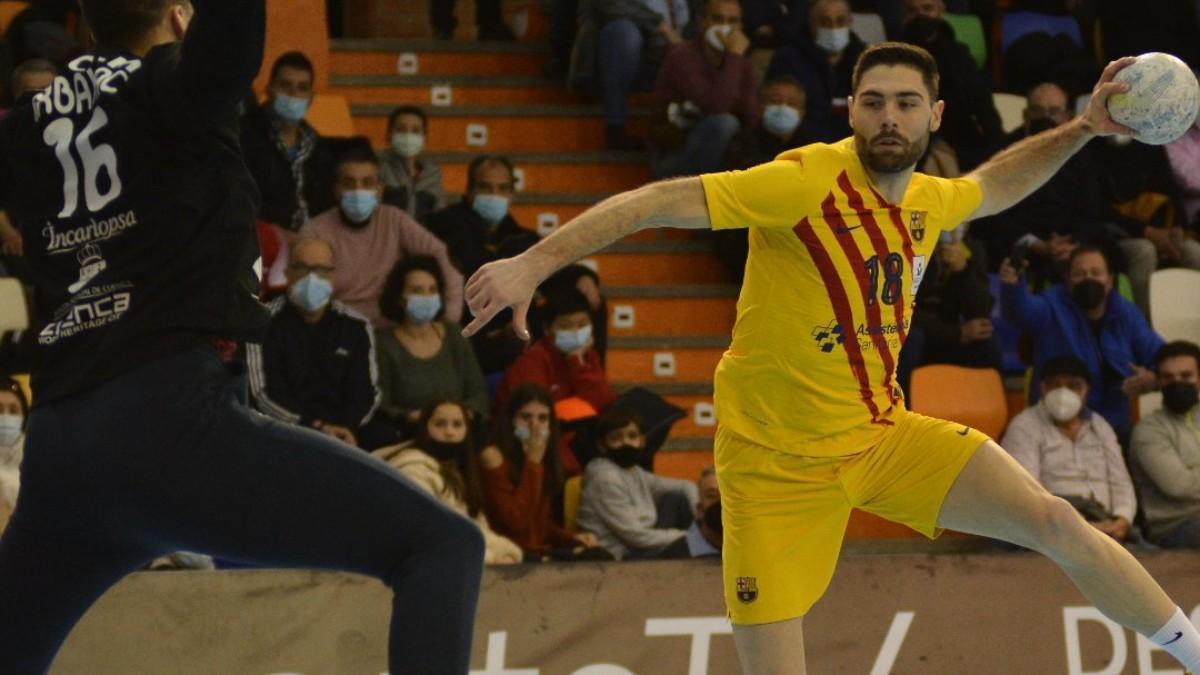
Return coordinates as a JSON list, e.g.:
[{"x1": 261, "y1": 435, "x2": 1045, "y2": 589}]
[{"x1": 0, "y1": 1, "x2": 269, "y2": 404}]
